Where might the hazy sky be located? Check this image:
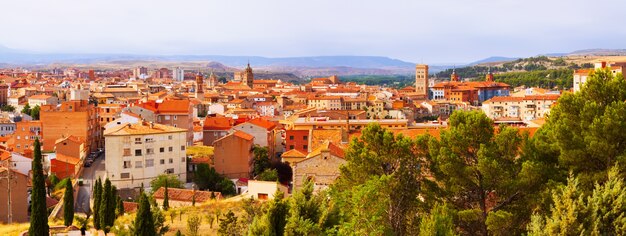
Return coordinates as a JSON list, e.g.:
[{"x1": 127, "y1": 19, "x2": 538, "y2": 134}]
[{"x1": 0, "y1": 0, "x2": 624, "y2": 63}]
